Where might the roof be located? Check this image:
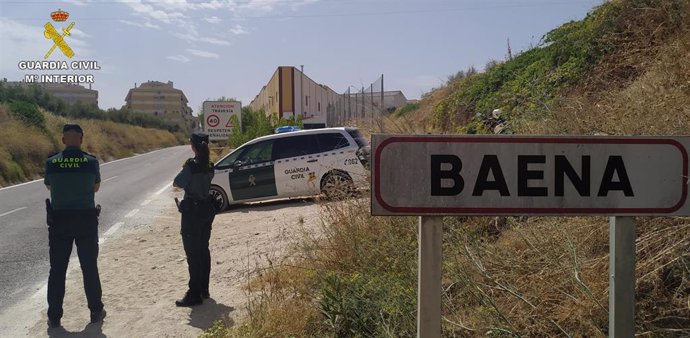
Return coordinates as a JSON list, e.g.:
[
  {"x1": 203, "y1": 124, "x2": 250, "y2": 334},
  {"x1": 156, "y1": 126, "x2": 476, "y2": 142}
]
[{"x1": 237, "y1": 127, "x2": 355, "y2": 148}]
